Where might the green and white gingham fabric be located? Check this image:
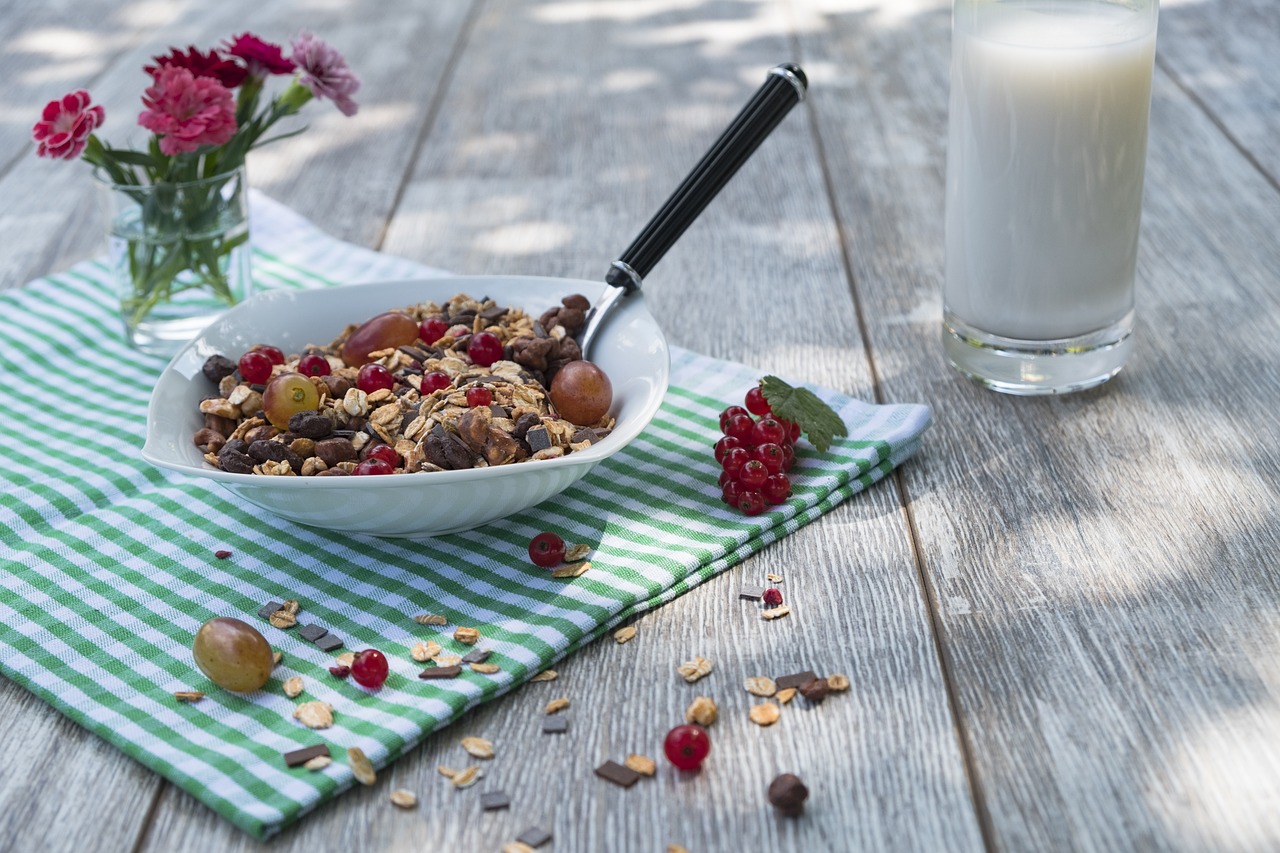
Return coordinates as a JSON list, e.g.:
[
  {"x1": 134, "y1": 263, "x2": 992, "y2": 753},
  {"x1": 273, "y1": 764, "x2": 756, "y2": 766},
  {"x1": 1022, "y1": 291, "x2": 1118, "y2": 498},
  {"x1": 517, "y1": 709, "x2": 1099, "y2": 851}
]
[{"x1": 0, "y1": 194, "x2": 931, "y2": 838}]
